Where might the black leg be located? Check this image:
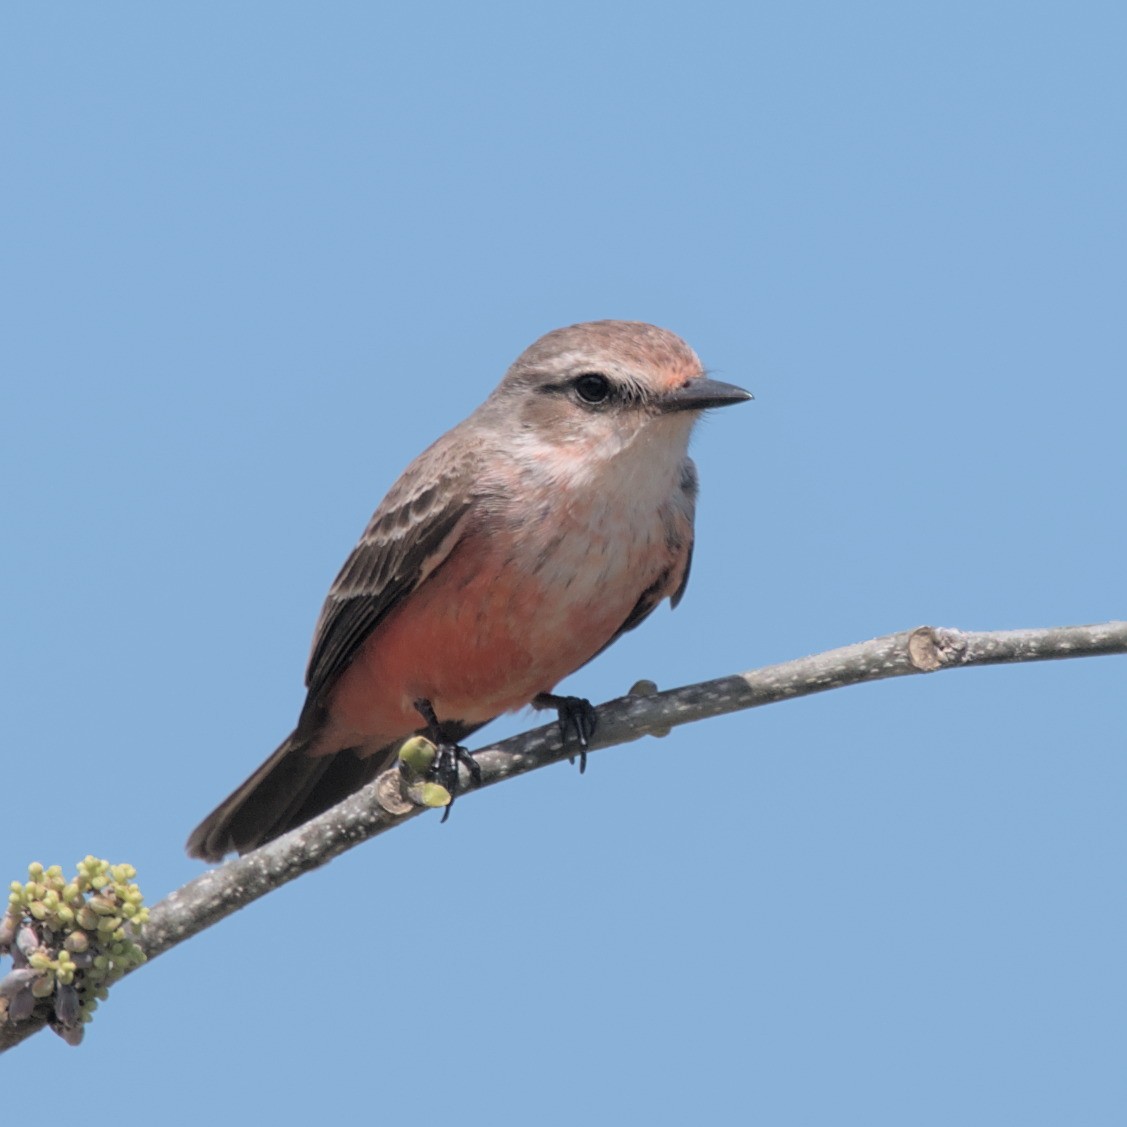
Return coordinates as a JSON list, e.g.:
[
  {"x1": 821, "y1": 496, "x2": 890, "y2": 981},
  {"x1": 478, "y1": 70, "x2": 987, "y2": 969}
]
[
  {"x1": 532, "y1": 693, "x2": 598, "y2": 773},
  {"x1": 413, "y1": 698, "x2": 482, "y2": 822}
]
